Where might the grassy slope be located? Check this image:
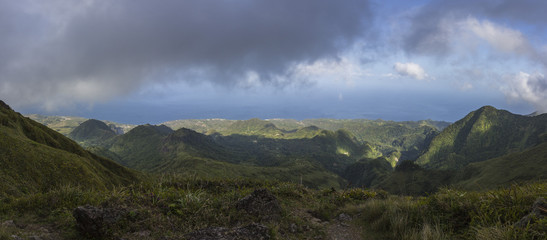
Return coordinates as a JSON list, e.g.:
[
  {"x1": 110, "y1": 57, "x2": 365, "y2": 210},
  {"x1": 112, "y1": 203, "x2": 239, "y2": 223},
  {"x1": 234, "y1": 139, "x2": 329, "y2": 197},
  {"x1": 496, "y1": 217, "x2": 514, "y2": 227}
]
[
  {"x1": 342, "y1": 157, "x2": 393, "y2": 188},
  {"x1": 150, "y1": 155, "x2": 345, "y2": 189},
  {"x1": 417, "y1": 106, "x2": 547, "y2": 169},
  {"x1": 374, "y1": 162, "x2": 454, "y2": 196},
  {"x1": 0, "y1": 101, "x2": 140, "y2": 197},
  {"x1": 456, "y1": 141, "x2": 547, "y2": 190},
  {"x1": 375, "y1": 140, "x2": 547, "y2": 194}
]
